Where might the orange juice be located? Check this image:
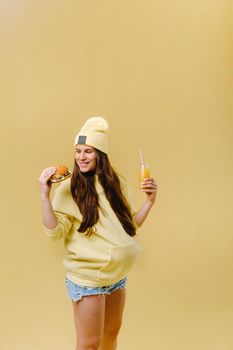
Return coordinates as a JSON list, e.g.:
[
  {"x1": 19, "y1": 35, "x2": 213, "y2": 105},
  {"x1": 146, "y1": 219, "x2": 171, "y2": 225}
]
[{"x1": 139, "y1": 161, "x2": 150, "y2": 187}]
